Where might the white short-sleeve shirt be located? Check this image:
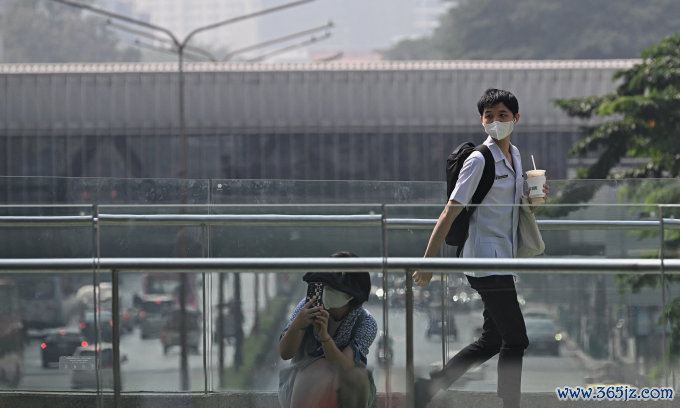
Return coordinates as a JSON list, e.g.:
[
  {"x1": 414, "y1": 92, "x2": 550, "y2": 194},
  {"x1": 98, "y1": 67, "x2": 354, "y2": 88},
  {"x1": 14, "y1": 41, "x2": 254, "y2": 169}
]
[{"x1": 450, "y1": 136, "x2": 524, "y2": 277}]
